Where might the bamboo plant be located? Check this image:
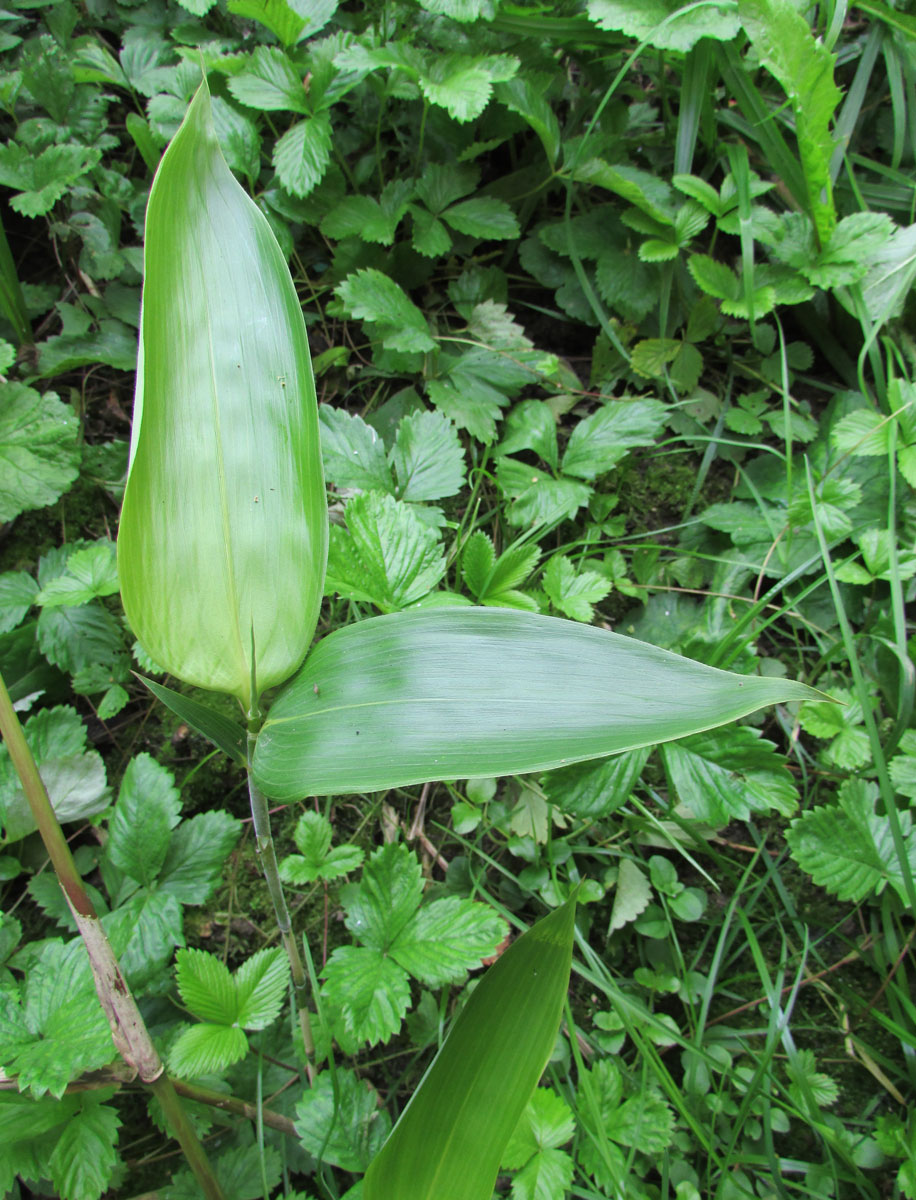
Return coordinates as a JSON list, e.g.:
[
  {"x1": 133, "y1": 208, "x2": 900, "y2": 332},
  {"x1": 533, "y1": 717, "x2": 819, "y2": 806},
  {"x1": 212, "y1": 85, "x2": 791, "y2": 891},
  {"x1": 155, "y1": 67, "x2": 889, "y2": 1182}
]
[{"x1": 115, "y1": 79, "x2": 818, "y2": 1200}]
